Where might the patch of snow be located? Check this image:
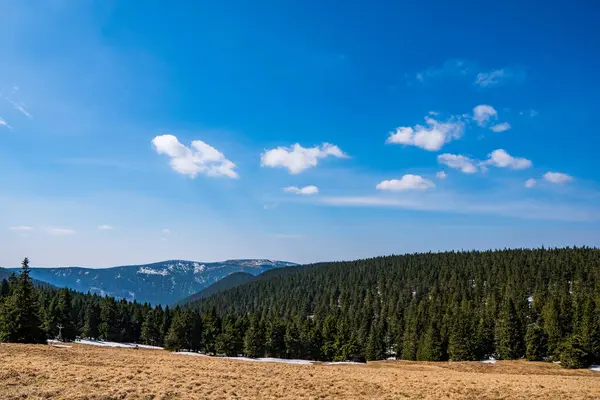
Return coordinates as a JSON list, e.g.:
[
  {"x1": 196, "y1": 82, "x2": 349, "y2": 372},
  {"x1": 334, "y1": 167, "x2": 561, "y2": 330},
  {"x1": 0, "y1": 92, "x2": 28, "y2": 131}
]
[
  {"x1": 76, "y1": 339, "x2": 163, "y2": 350},
  {"x1": 193, "y1": 263, "x2": 206, "y2": 274},
  {"x1": 116, "y1": 273, "x2": 121, "y2": 279},
  {"x1": 84, "y1": 271, "x2": 89, "y2": 275},
  {"x1": 76, "y1": 279, "x2": 81, "y2": 284},
  {"x1": 173, "y1": 351, "x2": 210, "y2": 357},
  {"x1": 480, "y1": 358, "x2": 496, "y2": 364},
  {"x1": 590, "y1": 365, "x2": 600, "y2": 372},
  {"x1": 527, "y1": 296, "x2": 534, "y2": 305},
  {"x1": 137, "y1": 267, "x2": 169, "y2": 276},
  {"x1": 51, "y1": 344, "x2": 72, "y2": 348},
  {"x1": 172, "y1": 352, "x2": 313, "y2": 365}
]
